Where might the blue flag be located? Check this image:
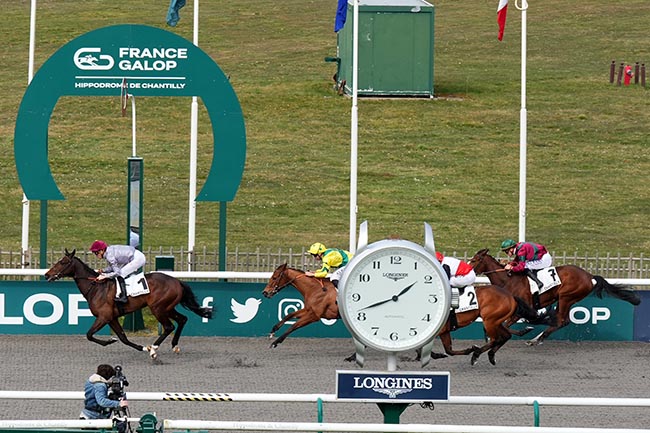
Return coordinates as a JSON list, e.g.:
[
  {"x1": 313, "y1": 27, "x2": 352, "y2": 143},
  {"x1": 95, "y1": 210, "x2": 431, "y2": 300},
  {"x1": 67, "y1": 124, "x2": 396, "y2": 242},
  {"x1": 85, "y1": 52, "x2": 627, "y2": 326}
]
[
  {"x1": 166, "y1": 0, "x2": 187, "y2": 27},
  {"x1": 334, "y1": 0, "x2": 348, "y2": 32}
]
